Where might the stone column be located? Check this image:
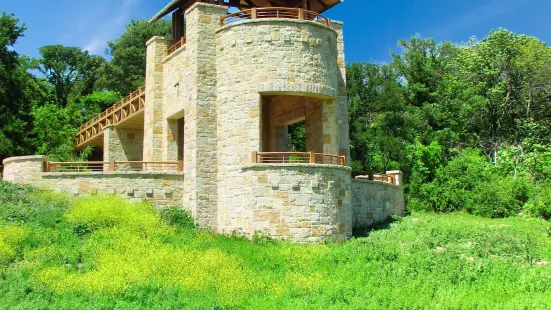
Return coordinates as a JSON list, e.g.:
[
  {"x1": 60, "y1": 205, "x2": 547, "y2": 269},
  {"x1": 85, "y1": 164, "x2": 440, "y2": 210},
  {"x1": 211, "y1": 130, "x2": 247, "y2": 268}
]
[
  {"x1": 331, "y1": 21, "x2": 351, "y2": 165},
  {"x1": 386, "y1": 170, "x2": 403, "y2": 187},
  {"x1": 305, "y1": 99, "x2": 323, "y2": 153},
  {"x1": 103, "y1": 125, "x2": 144, "y2": 171},
  {"x1": 144, "y1": 36, "x2": 170, "y2": 163},
  {"x1": 322, "y1": 99, "x2": 339, "y2": 155},
  {"x1": 184, "y1": 3, "x2": 228, "y2": 228},
  {"x1": 274, "y1": 125, "x2": 289, "y2": 151}
]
